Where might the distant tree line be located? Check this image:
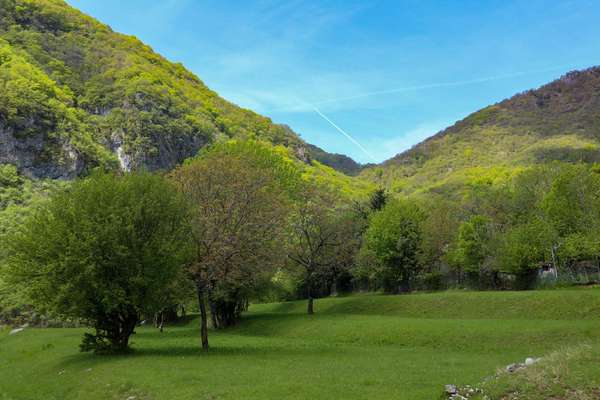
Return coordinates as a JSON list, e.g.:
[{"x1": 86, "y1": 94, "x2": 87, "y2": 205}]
[{"x1": 3, "y1": 140, "x2": 600, "y2": 354}]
